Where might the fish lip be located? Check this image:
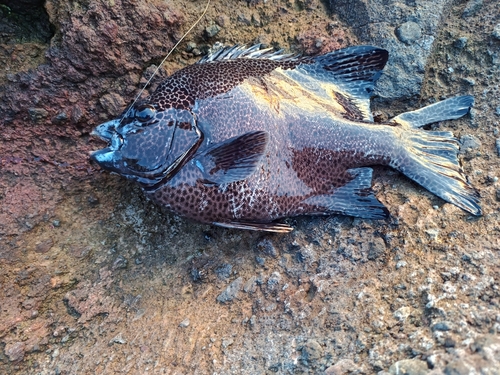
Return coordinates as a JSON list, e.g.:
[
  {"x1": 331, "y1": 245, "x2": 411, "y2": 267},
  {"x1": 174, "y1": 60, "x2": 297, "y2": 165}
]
[{"x1": 91, "y1": 119, "x2": 121, "y2": 142}]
